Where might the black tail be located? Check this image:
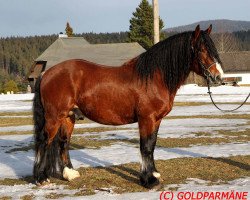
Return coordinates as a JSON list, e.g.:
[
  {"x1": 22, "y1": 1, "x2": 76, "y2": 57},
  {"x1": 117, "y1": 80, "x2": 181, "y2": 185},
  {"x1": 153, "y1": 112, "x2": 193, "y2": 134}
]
[
  {"x1": 33, "y1": 77, "x2": 64, "y2": 181},
  {"x1": 33, "y1": 76, "x2": 45, "y2": 155}
]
